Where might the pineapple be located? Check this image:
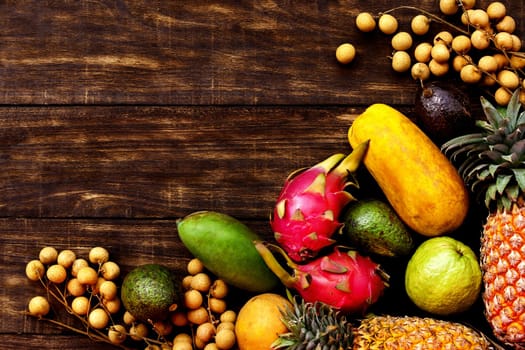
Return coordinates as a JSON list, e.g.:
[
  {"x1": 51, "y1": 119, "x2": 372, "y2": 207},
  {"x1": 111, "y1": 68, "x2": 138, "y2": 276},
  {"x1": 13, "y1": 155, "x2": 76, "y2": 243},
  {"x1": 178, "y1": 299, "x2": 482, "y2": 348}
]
[
  {"x1": 272, "y1": 297, "x2": 495, "y2": 349},
  {"x1": 442, "y1": 89, "x2": 525, "y2": 348}
]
